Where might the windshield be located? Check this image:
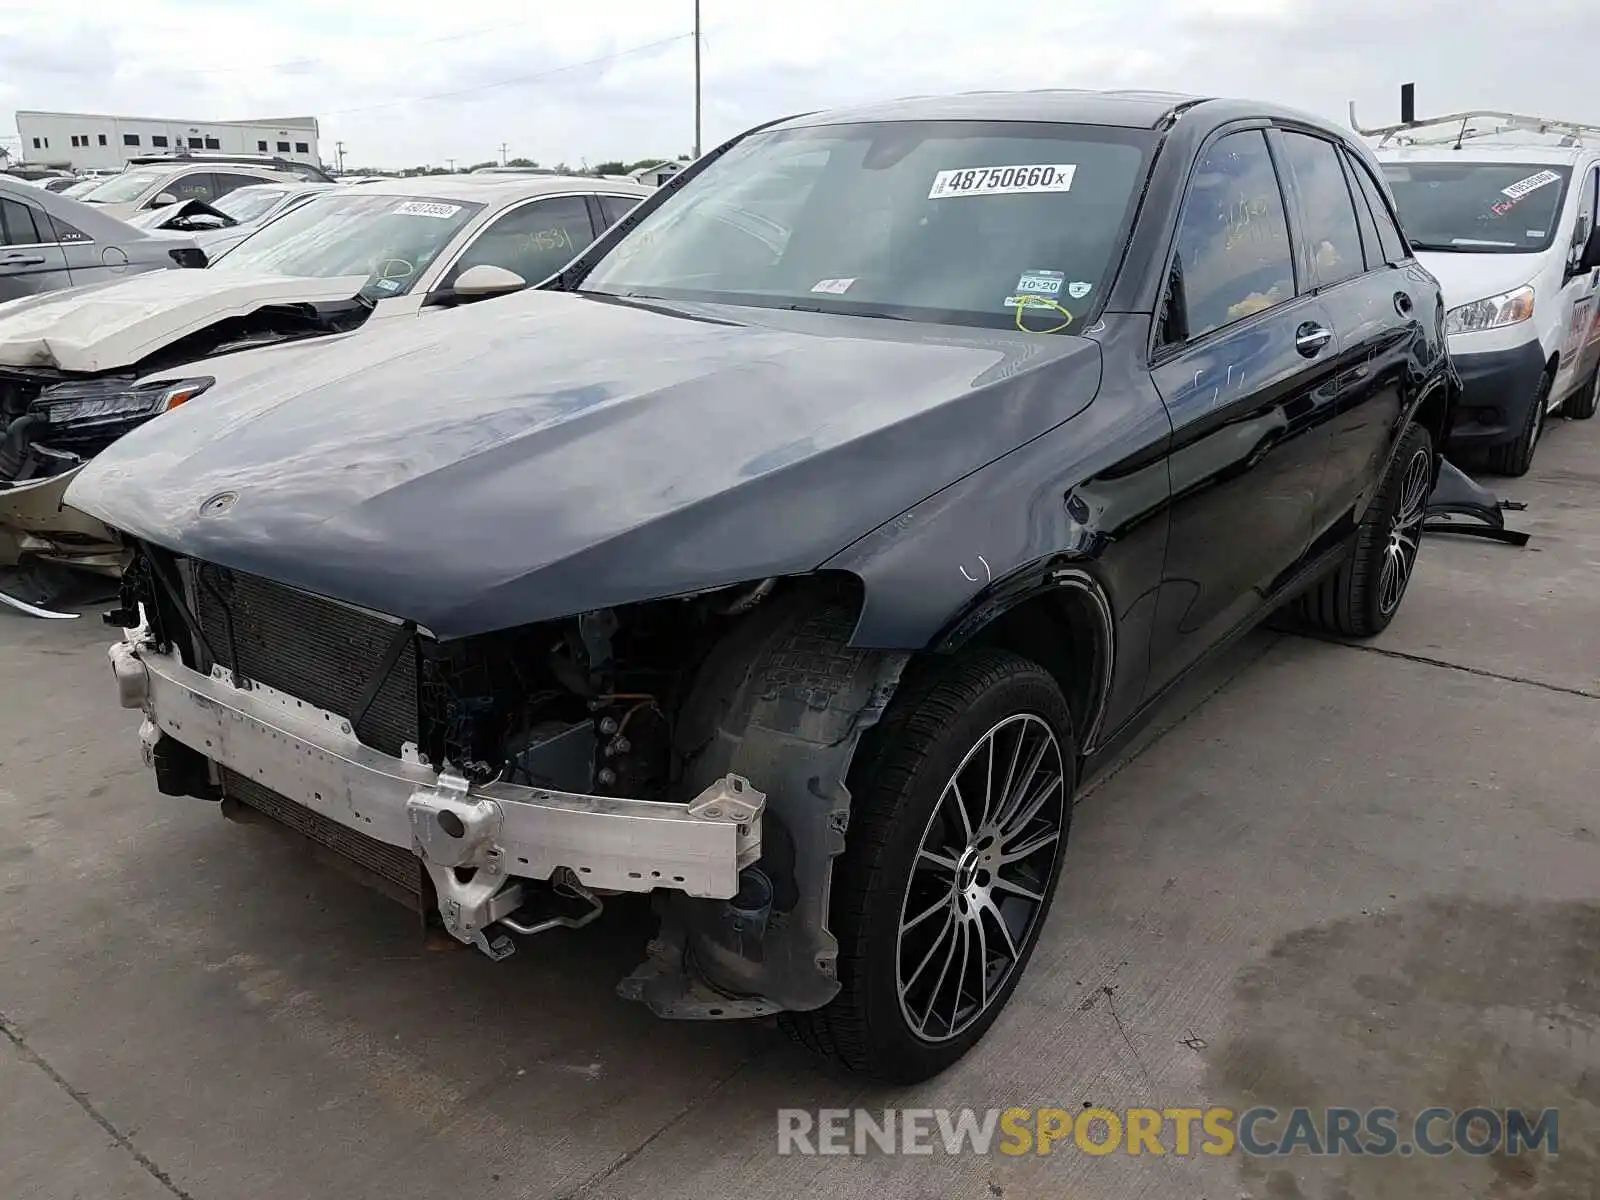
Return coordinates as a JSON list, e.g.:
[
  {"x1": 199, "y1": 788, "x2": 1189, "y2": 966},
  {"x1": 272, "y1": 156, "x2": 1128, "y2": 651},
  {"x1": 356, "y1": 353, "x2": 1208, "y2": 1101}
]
[
  {"x1": 77, "y1": 169, "x2": 166, "y2": 204},
  {"x1": 581, "y1": 120, "x2": 1152, "y2": 332},
  {"x1": 62, "y1": 179, "x2": 100, "y2": 197},
  {"x1": 213, "y1": 187, "x2": 290, "y2": 223},
  {"x1": 208, "y1": 191, "x2": 484, "y2": 299},
  {"x1": 1382, "y1": 161, "x2": 1573, "y2": 253}
]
